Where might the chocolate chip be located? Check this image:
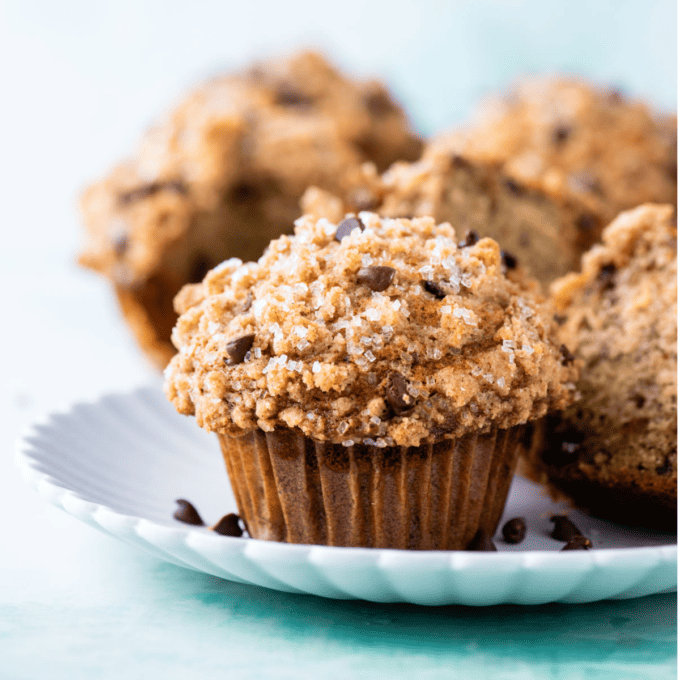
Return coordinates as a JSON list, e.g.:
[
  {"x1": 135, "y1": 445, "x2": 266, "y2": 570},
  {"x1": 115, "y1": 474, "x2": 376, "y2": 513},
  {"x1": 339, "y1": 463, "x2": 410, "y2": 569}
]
[
  {"x1": 560, "y1": 344, "x2": 576, "y2": 366},
  {"x1": 501, "y1": 251, "x2": 518, "y2": 269},
  {"x1": 561, "y1": 536, "x2": 592, "y2": 551},
  {"x1": 385, "y1": 372, "x2": 416, "y2": 416},
  {"x1": 552, "y1": 125, "x2": 571, "y2": 145},
  {"x1": 450, "y1": 154, "x2": 473, "y2": 170},
  {"x1": 357, "y1": 266, "x2": 395, "y2": 292},
  {"x1": 226, "y1": 334, "x2": 255, "y2": 365},
  {"x1": 274, "y1": 86, "x2": 314, "y2": 109},
  {"x1": 113, "y1": 234, "x2": 129, "y2": 257},
  {"x1": 502, "y1": 517, "x2": 526, "y2": 544},
  {"x1": 189, "y1": 253, "x2": 211, "y2": 284},
  {"x1": 458, "y1": 230, "x2": 479, "y2": 248},
  {"x1": 504, "y1": 178, "x2": 524, "y2": 196},
  {"x1": 364, "y1": 90, "x2": 398, "y2": 118},
  {"x1": 421, "y1": 280, "x2": 446, "y2": 299},
  {"x1": 211, "y1": 513, "x2": 244, "y2": 537},
  {"x1": 655, "y1": 457, "x2": 673, "y2": 476},
  {"x1": 576, "y1": 213, "x2": 598, "y2": 232},
  {"x1": 173, "y1": 499, "x2": 204, "y2": 526},
  {"x1": 554, "y1": 314, "x2": 567, "y2": 325},
  {"x1": 550, "y1": 515, "x2": 584, "y2": 541},
  {"x1": 467, "y1": 529, "x2": 497, "y2": 551},
  {"x1": 597, "y1": 263, "x2": 617, "y2": 291},
  {"x1": 335, "y1": 217, "x2": 365, "y2": 241}
]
